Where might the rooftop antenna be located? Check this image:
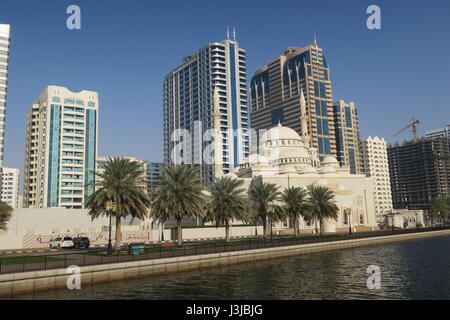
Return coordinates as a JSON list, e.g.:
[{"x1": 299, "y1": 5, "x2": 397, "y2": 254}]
[
  {"x1": 313, "y1": 33, "x2": 318, "y2": 46},
  {"x1": 227, "y1": 26, "x2": 230, "y2": 40},
  {"x1": 233, "y1": 27, "x2": 236, "y2": 41}
]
